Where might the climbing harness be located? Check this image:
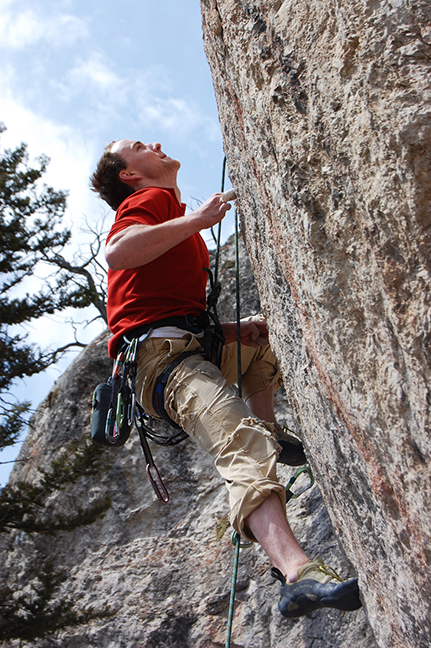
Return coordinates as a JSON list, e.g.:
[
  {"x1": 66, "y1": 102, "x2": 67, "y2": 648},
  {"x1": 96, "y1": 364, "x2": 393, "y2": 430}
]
[{"x1": 152, "y1": 350, "x2": 202, "y2": 428}]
